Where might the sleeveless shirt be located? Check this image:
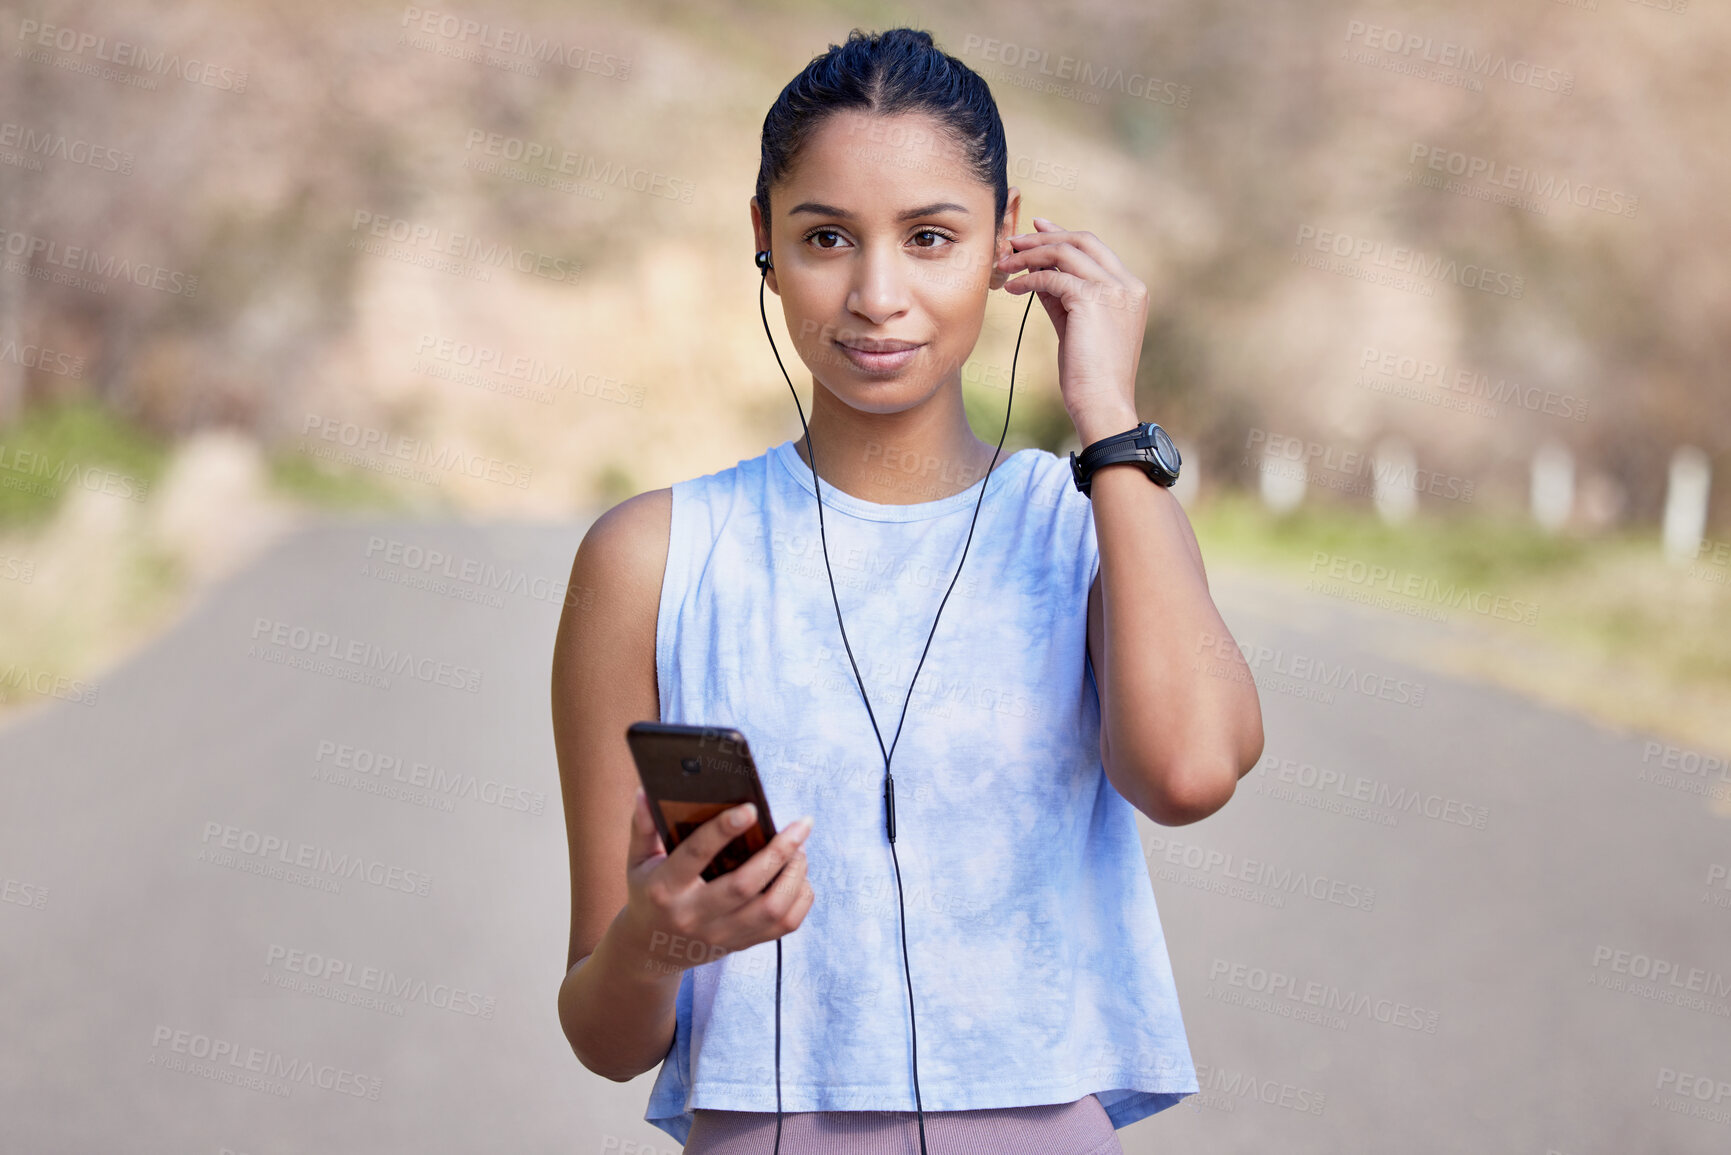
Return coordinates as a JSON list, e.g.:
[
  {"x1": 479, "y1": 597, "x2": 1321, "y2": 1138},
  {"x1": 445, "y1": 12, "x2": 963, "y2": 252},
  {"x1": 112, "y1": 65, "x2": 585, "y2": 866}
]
[{"x1": 644, "y1": 437, "x2": 1199, "y2": 1145}]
